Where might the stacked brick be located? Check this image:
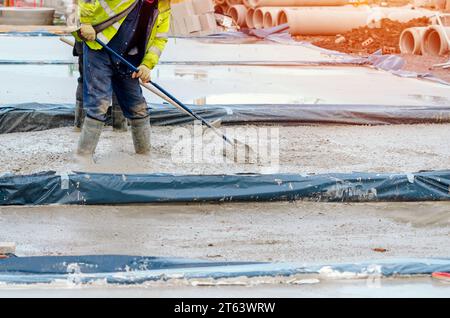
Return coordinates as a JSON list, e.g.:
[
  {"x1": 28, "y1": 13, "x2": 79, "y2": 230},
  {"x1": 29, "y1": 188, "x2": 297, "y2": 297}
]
[{"x1": 170, "y1": 0, "x2": 221, "y2": 36}]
